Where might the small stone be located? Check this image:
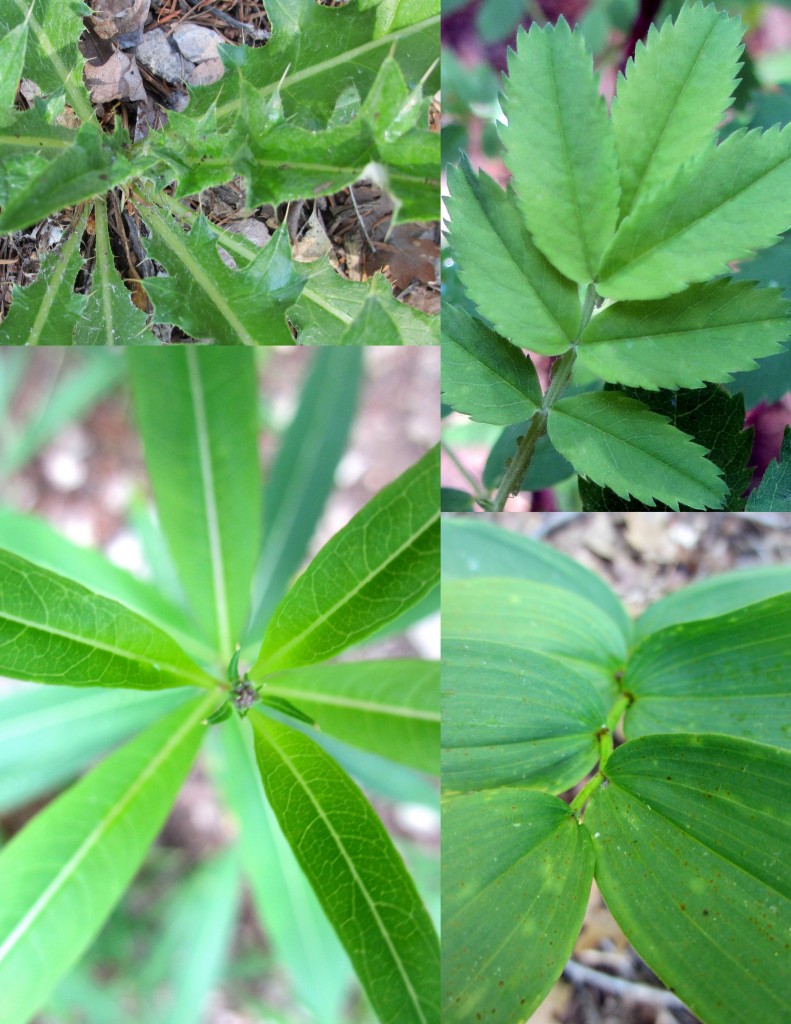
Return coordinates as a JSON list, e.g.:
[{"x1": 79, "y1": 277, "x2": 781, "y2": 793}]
[
  {"x1": 173, "y1": 24, "x2": 224, "y2": 63},
  {"x1": 187, "y1": 58, "x2": 225, "y2": 87},
  {"x1": 134, "y1": 28, "x2": 194, "y2": 85}
]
